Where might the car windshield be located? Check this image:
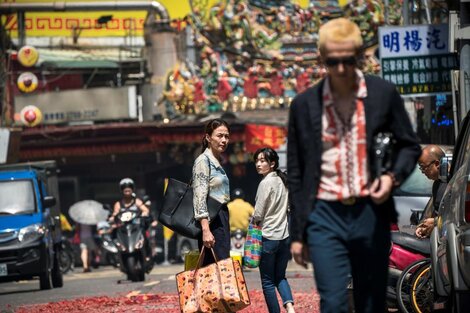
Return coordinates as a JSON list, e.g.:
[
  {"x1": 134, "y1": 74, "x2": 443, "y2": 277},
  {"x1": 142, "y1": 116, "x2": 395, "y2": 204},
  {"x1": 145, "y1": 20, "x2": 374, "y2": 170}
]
[
  {"x1": 394, "y1": 165, "x2": 433, "y2": 197},
  {"x1": 0, "y1": 180, "x2": 36, "y2": 215}
]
